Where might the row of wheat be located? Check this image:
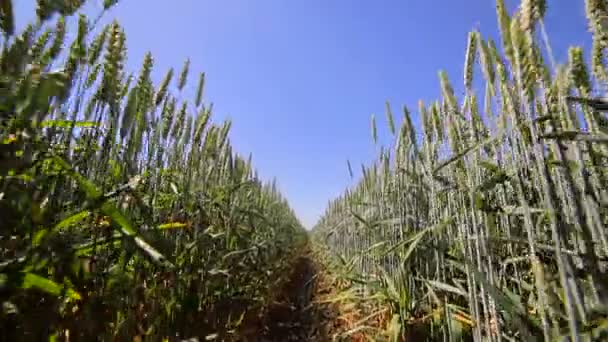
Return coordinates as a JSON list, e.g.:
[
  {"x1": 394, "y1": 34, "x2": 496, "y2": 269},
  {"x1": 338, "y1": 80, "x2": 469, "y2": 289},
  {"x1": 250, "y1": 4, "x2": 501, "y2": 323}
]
[
  {"x1": 313, "y1": 0, "x2": 608, "y2": 340},
  {"x1": 0, "y1": 1, "x2": 306, "y2": 340}
]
